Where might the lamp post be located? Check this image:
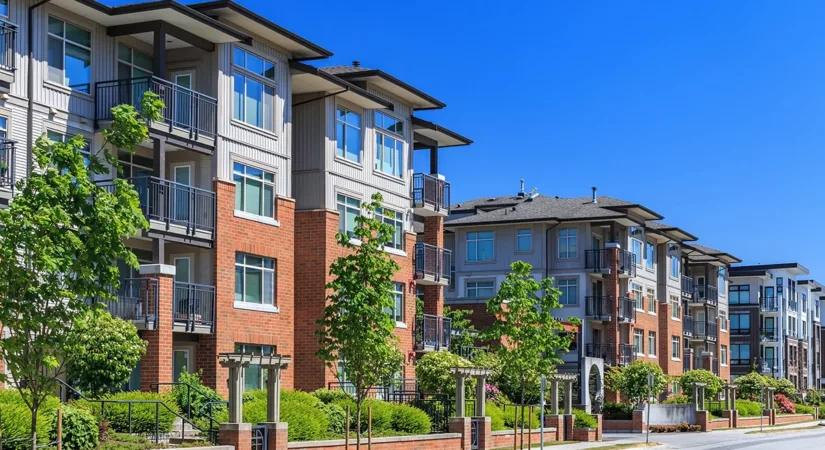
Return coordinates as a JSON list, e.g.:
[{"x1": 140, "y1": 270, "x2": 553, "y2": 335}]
[{"x1": 646, "y1": 372, "x2": 653, "y2": 444}]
